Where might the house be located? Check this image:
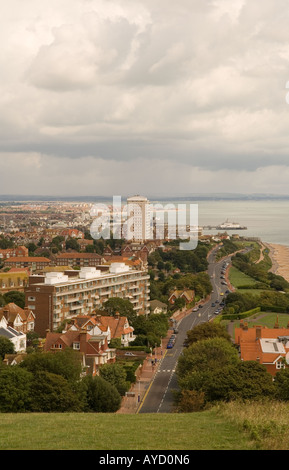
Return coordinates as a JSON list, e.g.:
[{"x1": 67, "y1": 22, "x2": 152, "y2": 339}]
[
  {"x1": 94, "y1": 313, "x2": 136, "y2": 347},
  {"x1": 235, "y1": 319, "x2": 289, "y2": 376},
  {"x1": 150, "y1": 300, "x2": 168, "y2": 314},
  {"x1": 4, "y1": 256, "x2": 51, "y2": 272},
  {"x1": 3, "y1": 353, "x2": 26, "y2": 366},
  {"x1": 0, "y1": 303, "x2": 35, "y2": 333},
  {"x1": 168, "y1": 289, "x2": 195, "y2": 305},
  {"x1": 0, "y1": 246, "x2": 29, "y2": 260},
  {"x1": 44, "y1": 329, "x2": 116, "y2": 375},
  {"x1": 0, "y1": 320, "x2": 26, "y2": 352},
  {"x1": 54, "y1": 252, "x2": 103, "y2": 267},
  {"x1": 66, "y1": 313, "x2": 136, "y2": 347},
  {"x1": 0, "y1": 270, "x2": 29, "y2": 293}
]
